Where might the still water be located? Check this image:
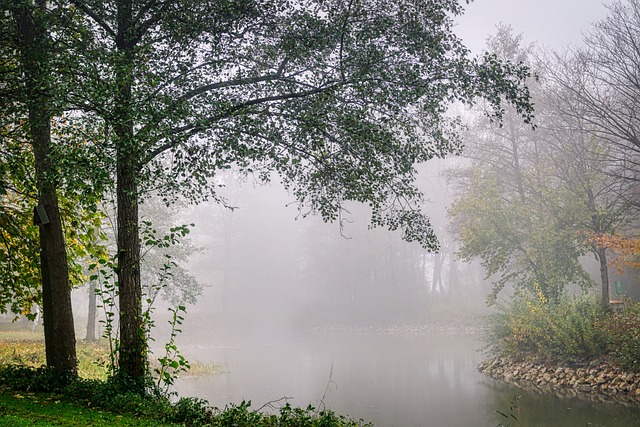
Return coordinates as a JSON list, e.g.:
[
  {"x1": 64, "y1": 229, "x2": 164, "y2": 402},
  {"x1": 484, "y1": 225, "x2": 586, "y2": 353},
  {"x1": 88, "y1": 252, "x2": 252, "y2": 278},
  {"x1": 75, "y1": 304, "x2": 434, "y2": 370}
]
[{"x1": 175, "y1": 333, "x2": 640, "y2": 426}]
